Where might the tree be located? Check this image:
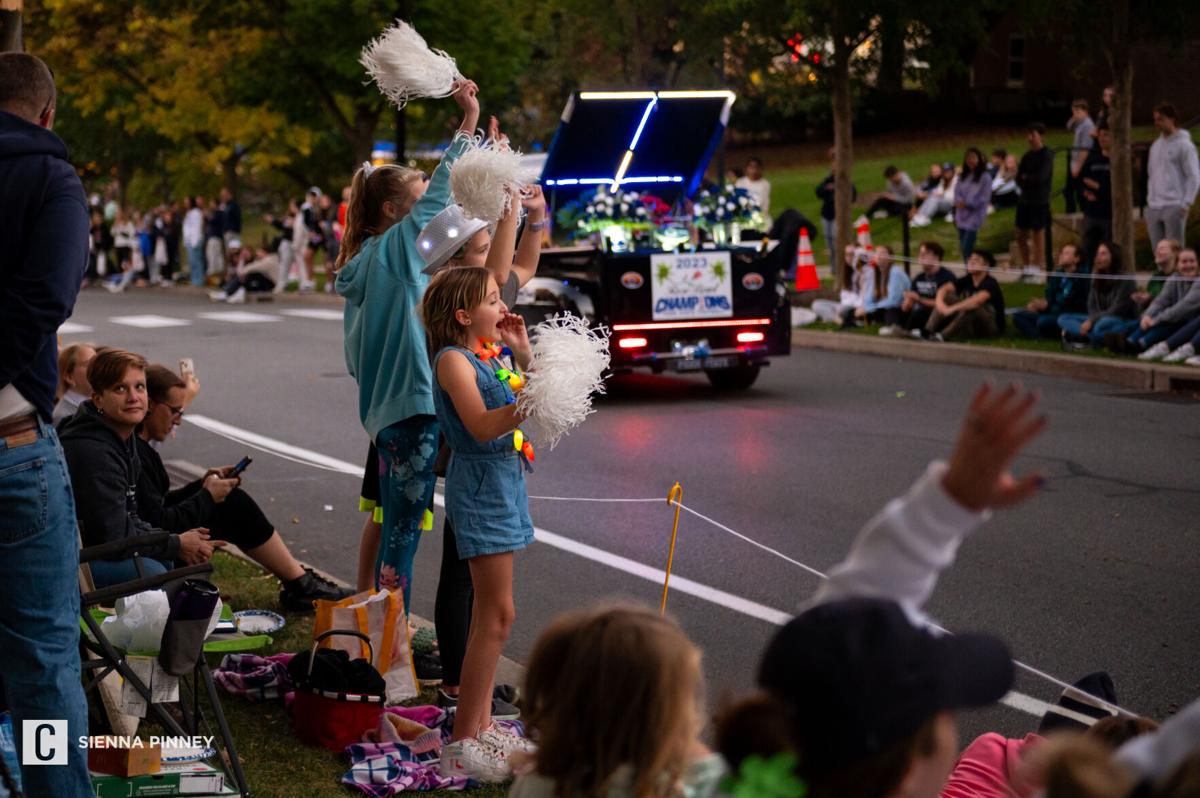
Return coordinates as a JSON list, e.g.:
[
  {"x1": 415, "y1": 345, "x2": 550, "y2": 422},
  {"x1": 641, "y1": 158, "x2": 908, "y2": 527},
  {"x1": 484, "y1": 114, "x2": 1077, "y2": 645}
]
[{"x1": 0, "y1": 0, "x2": 19, "y2": 53}]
